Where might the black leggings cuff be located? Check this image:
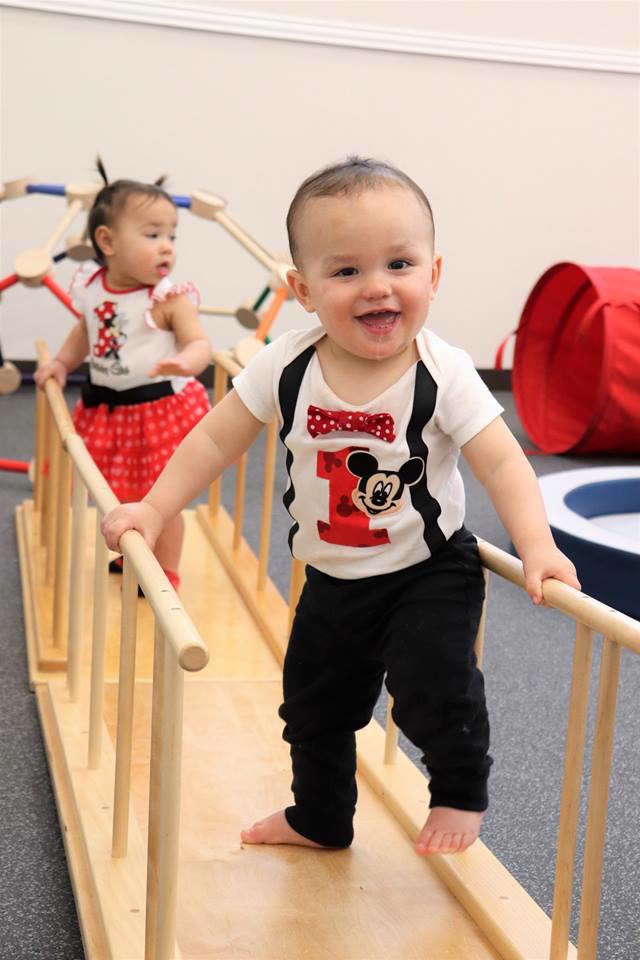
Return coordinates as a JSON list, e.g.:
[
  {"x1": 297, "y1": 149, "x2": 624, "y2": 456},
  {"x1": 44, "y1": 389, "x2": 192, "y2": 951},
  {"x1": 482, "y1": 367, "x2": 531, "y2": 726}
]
[
  {"x1": 428, "y1": 783, "x2": 488, "y2": 812},
  {"x1": 285, "y1": 806, "x2": 354, "y2": 848}
]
